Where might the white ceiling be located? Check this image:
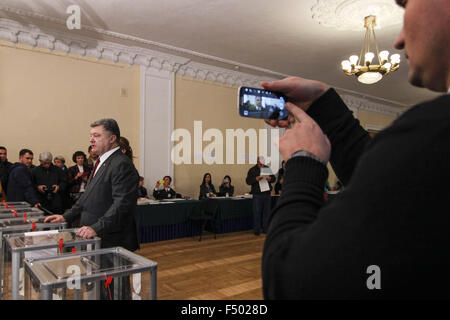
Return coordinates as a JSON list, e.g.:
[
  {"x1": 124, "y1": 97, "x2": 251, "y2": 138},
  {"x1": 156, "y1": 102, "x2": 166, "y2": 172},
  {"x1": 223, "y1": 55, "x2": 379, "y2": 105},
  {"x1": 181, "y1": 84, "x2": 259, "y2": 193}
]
[{"x1": 0, "y1": 0, "x2": 441, "y2": 107}]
